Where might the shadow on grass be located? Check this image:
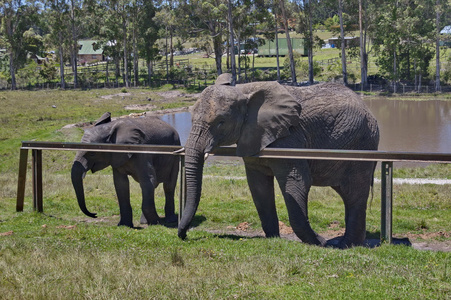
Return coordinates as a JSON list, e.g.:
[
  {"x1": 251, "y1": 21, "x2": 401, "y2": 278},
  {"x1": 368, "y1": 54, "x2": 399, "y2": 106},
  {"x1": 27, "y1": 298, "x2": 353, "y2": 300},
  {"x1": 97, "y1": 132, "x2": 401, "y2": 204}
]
[
  {"x1": 200, "y1": 229, "x2": 412, "y2": 249},
  {"x1": 326, "y1": 231, "x2": 412, "y2": 248},
  {"x1": 155, "y1": 214, "x2": 207, "y2": 229}
]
